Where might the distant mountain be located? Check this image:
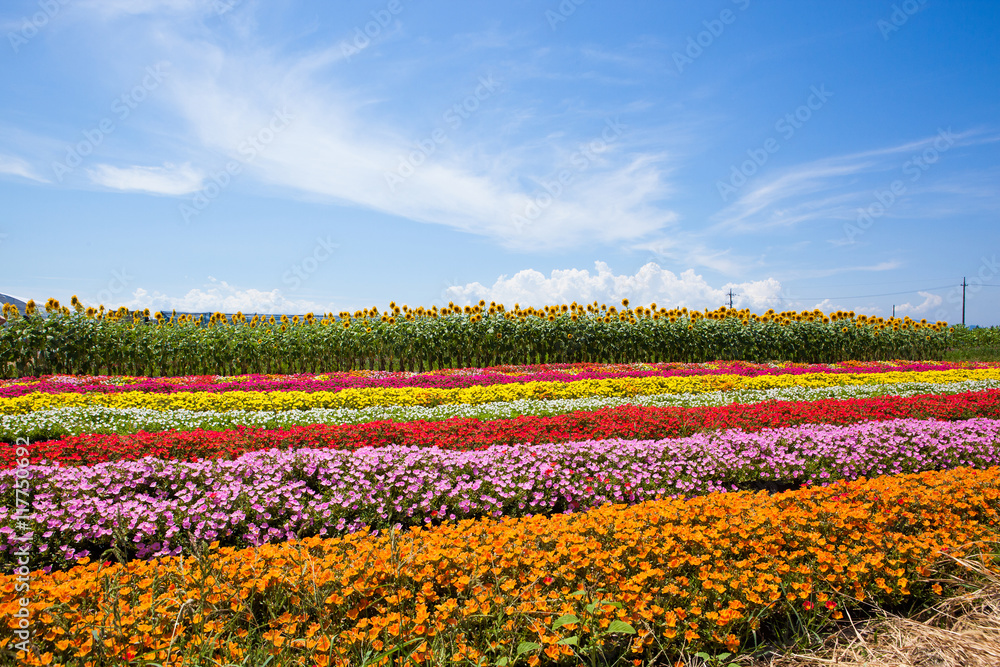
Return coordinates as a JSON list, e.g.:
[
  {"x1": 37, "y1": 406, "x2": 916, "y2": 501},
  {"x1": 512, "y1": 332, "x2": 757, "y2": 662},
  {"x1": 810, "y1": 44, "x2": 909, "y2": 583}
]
[{"x1": 0, "y1": 293, "x2": 28, "y2": 314}]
